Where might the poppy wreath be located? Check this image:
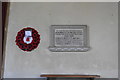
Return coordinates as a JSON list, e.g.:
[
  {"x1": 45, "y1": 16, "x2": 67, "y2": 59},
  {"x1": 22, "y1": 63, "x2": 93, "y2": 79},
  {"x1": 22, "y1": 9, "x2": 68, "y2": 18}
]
[{"x1": 15, "y1": 27, "x2": 40, "y2": 52}]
